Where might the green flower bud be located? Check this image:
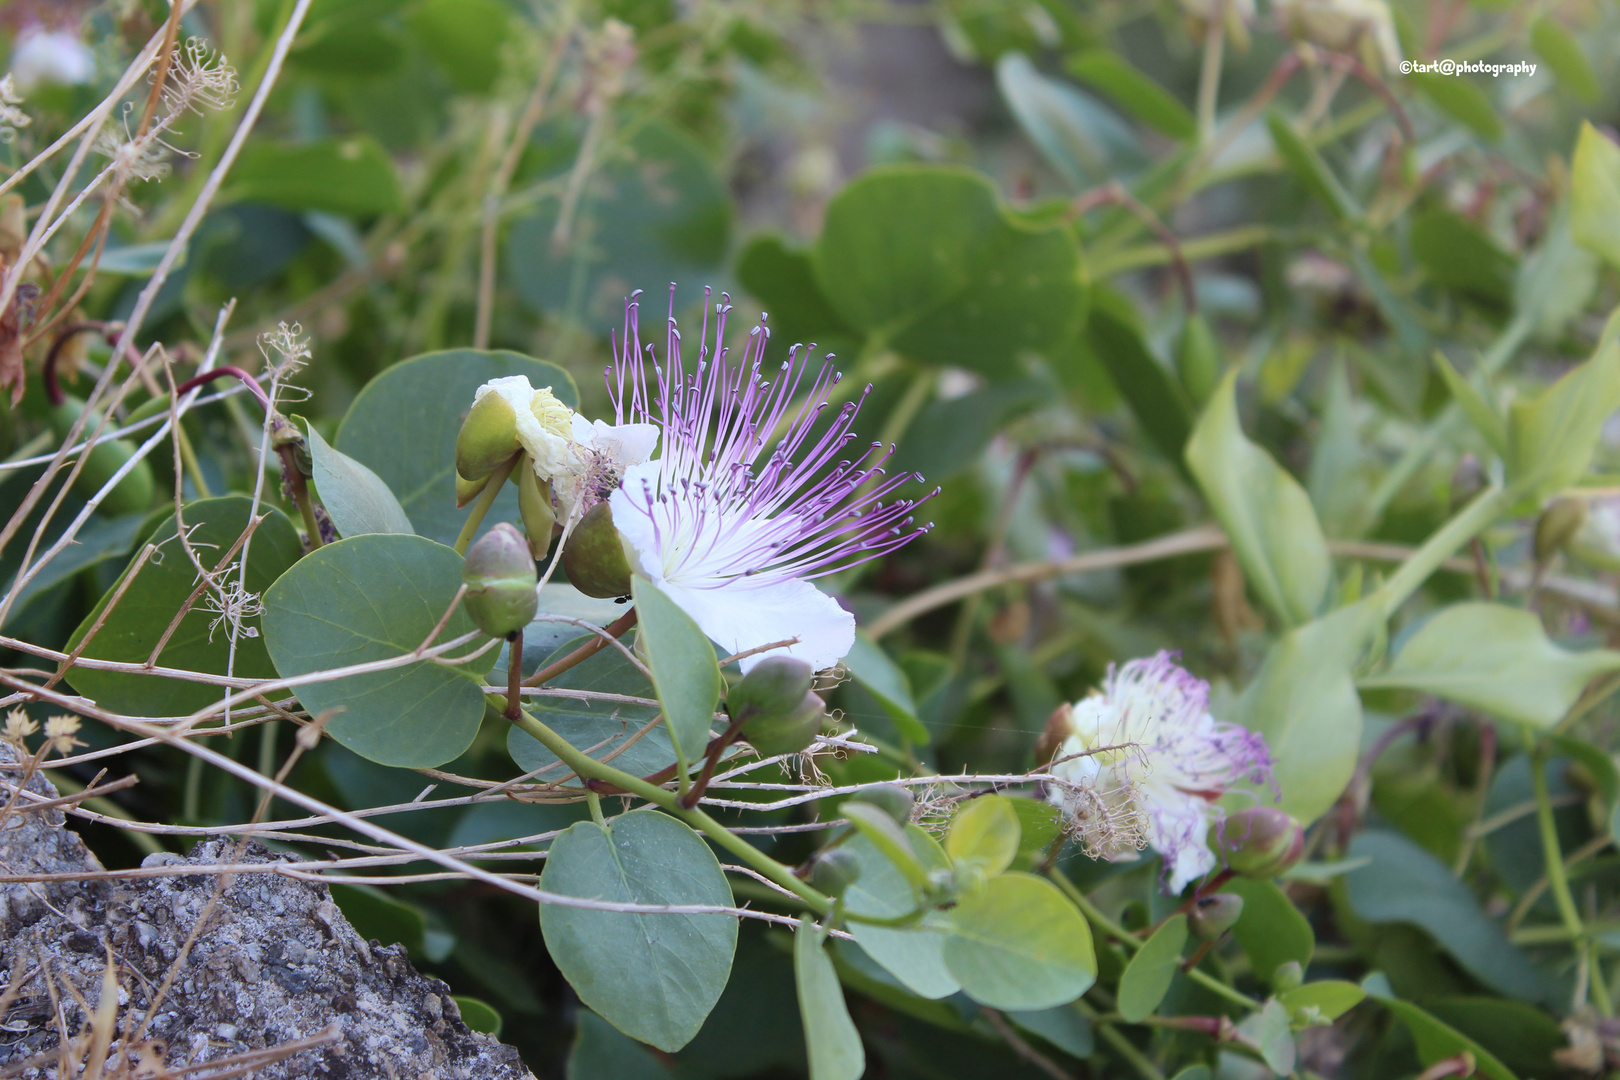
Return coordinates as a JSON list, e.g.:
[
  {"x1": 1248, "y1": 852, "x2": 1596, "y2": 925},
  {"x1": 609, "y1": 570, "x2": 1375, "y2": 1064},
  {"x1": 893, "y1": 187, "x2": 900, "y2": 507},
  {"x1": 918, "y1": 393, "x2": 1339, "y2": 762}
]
[
  {"x1": 743, "y1": 691, "x2": 824, "y2": 757},
  {"x1": 1271, "y1": 959, "x2": 1303, "y2": 992},
  {"x1": 1176, "y1": 312, "x2": 1222, "y2": 407},
  {"x1": 456, "y1": 470, "x2": 491, "y2": 509},
  {"x1": 1188, "y1": 892, "x2": 1245, "y2": 939},
  {"x1": 806, "y1": 846, "x2": 861, "y2": 896},
  {"x1": 848, "y1": 783, "x2": 914, "y2": 826},
  {"x1": 728, "y1": 656, "x2": 814, "y2": 721},
  {"x1": 461, "y1": 522, "x2": 538, "y2": 638},
  {"x1": 517, "y1": 466, "x2": 557, "y2": 559},
  {"x1": 561, "y1": 502, "x2": 632, "y2": 599},
  {"x1": 455, "y1": 391, "x2": 519, "y2": 481},
  {"x1": 49, "y1": 397, "x2": 154, "y2": 518},
  {"x1": 1217, "y1": 807, "x2": 1305, "y2": 879},
  {"x1": 1535, "y1": 497, "x2": 1587, "y2": 564}
]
